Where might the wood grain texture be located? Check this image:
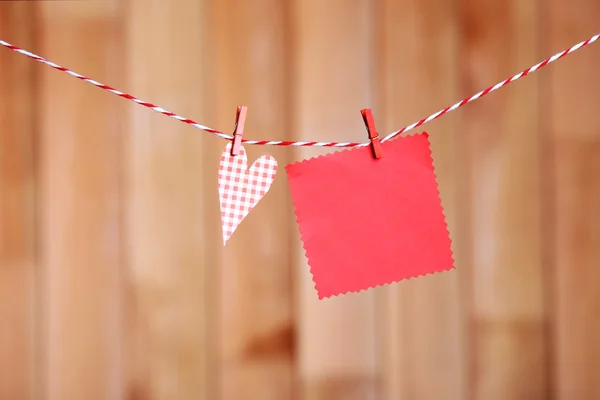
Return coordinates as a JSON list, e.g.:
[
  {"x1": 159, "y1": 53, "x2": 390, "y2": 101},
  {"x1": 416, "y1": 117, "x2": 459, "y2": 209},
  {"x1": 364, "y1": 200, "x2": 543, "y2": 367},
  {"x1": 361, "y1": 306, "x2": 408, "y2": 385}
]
[
  {"x1": 291, "y1": 1, "x2": 379, "y2": 399},
  {"x1": 37, "y1": 2, "x2": 124, "y2": 399},
  {"x1": 210, "y1": 0, "x2": 296, "y2": 399},
  {"x1": 123, "y1": 0, "x2": 214, "y2": 399},
  {"x1": 546, "y1": 1, "x2": 600, "y2": 399},
  {"x1": 0, "y1": 3, "x2": 37, "y2": 400},
  {"x1": 376, "y1": 0, "x2": 466, "y2": 399},
  {"x1": 459, "y1": 0, "x2": 548, "y2": 398},
  {"x1": 0, "y1": 2, "x2": 599, "y2": 399}
]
